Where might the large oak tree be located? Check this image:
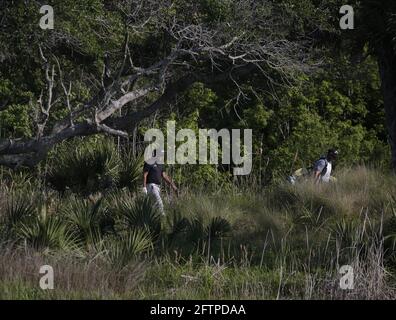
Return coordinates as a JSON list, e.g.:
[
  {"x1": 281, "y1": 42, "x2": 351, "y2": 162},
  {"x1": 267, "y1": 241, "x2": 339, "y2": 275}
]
[{"x1": 0, "y1": 0, "x2": 315, "y2": 168}]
